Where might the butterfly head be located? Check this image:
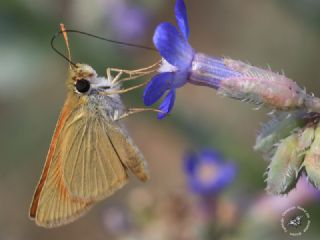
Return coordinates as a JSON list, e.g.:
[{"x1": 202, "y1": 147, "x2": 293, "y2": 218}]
[{"x1": 68, "y1": 63, "x2": 119, "y2": 96}]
